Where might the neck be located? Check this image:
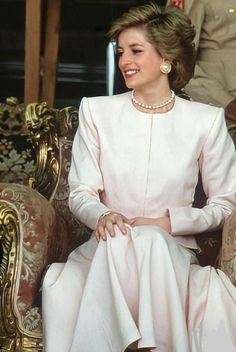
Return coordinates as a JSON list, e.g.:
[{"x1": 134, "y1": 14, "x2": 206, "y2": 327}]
[{"x1": 133, "y1": 82, "x2": 171, "y2": 103}]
